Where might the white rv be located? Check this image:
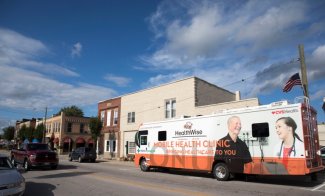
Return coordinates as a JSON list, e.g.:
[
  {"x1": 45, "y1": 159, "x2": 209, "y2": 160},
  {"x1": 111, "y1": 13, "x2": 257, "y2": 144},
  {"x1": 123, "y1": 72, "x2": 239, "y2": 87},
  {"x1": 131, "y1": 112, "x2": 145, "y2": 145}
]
[{"x1": 134, "y1": 98, "x2": 323, "y2": 180}]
